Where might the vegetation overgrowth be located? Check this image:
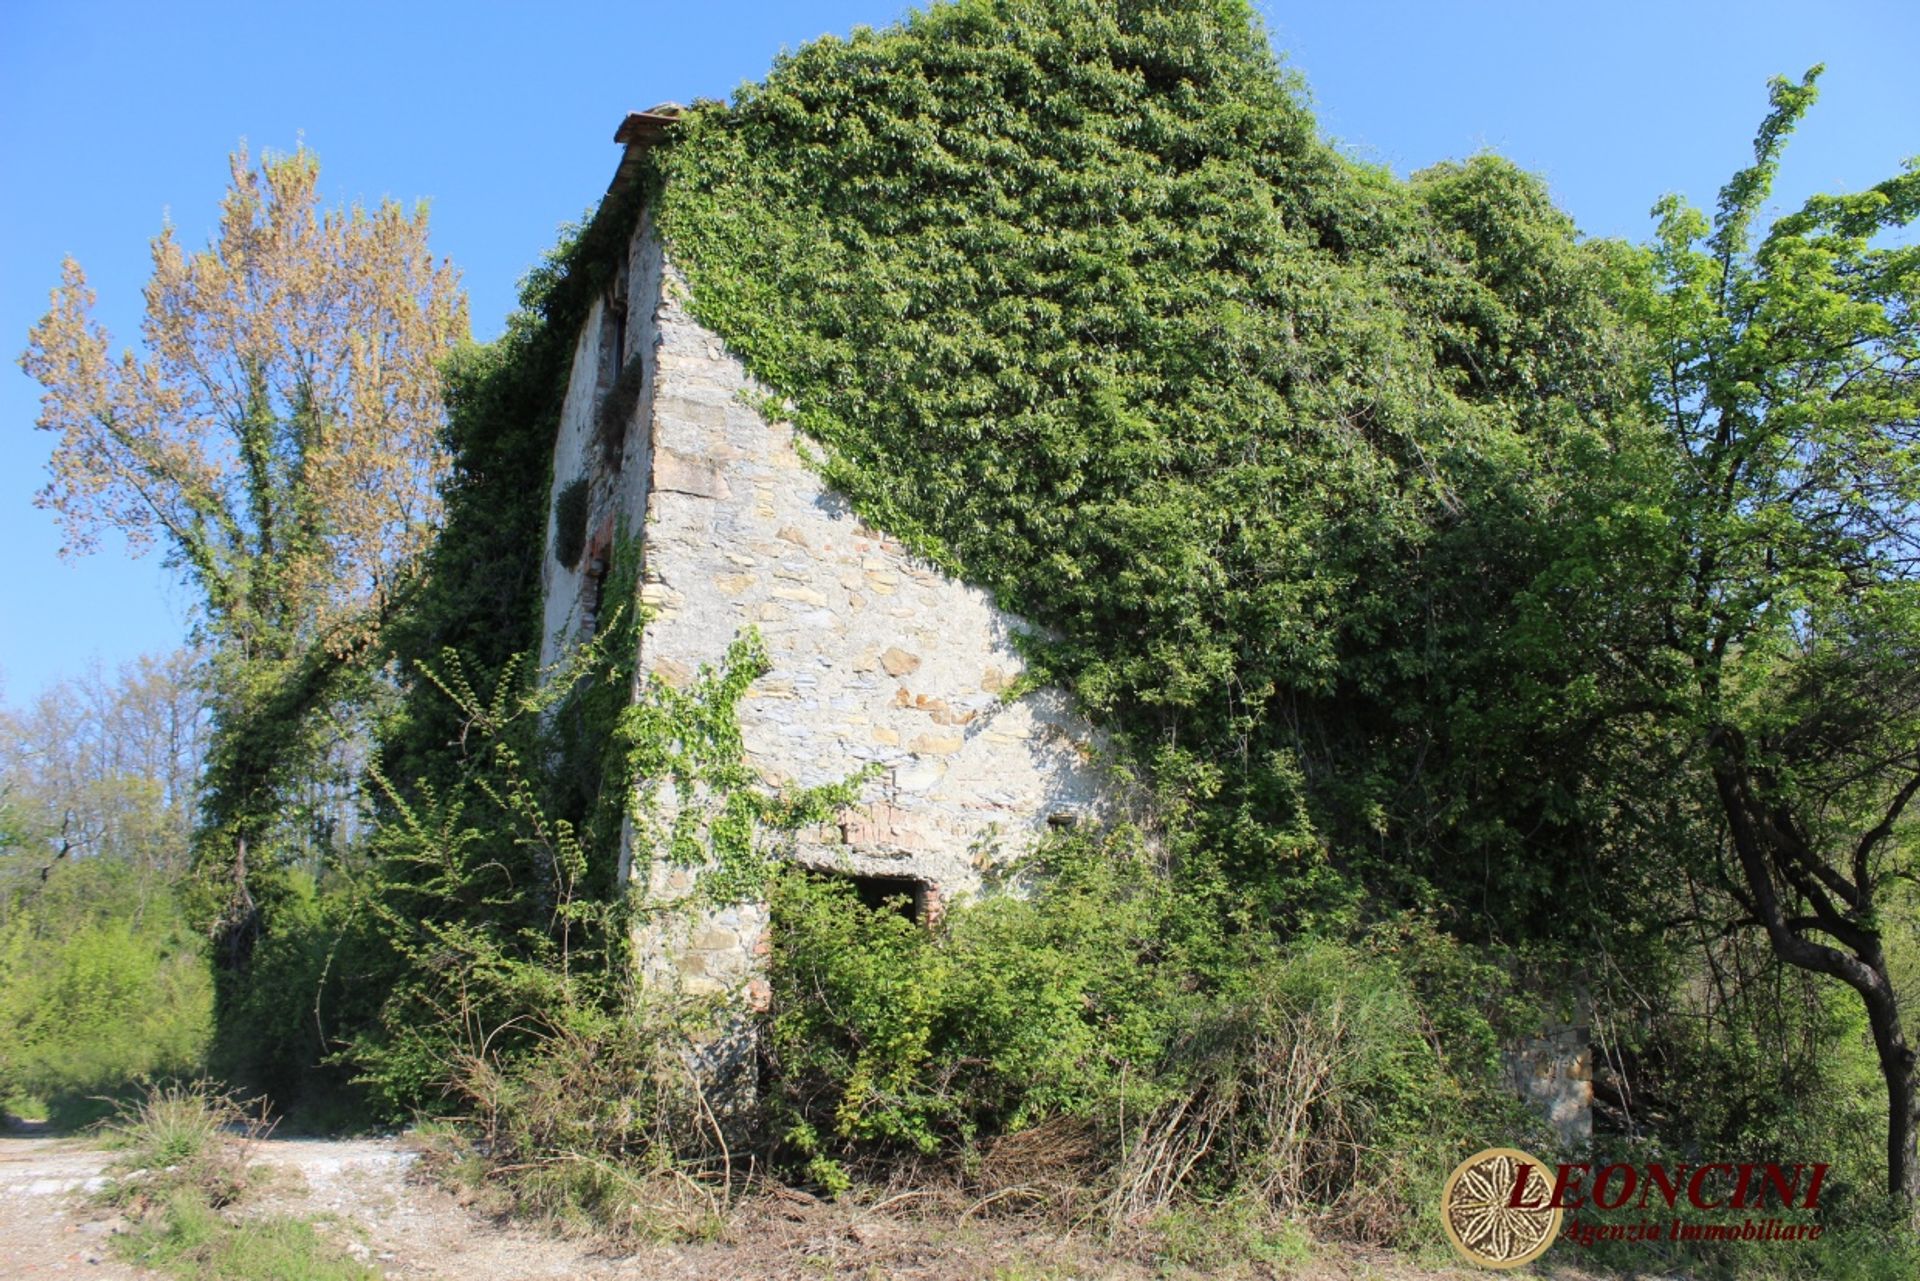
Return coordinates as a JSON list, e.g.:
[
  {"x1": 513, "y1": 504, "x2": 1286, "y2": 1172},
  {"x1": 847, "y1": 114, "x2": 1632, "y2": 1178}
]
[
  {"x1": 635, "y1": 0, "x2": 1920, "y2": 1247},
  {"x1": 764, "y1": 834, "x2": 1544, "y2": 1239},
  {"x1": 1, "y1": 656, "x2": 214, "y2": 1127},
  {"x1": 653, "y1": 0, "x2": 1645, "y2": 940},
  {"x1": 8, "y1": 0, "x2": 1920, "y2": 1275}
]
